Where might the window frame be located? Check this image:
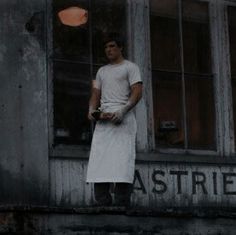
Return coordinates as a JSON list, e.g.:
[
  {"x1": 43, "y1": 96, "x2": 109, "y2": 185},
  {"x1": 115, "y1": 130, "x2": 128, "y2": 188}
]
[
  {"x1": 149, "y1": 0, "x2": 236, "y2": 157},
  {"x1": 47, "y1": 0, "x2": 134, "y2": 156},
  {"x1": 150, "y1": 0, "x2": 216, "y2": 153},
  {"x1": 224, "y1": 0, "x2": 236, "y2": 156},
  {"x1": 47, "y1": 0, "x2": 236, "y2": 160}
]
